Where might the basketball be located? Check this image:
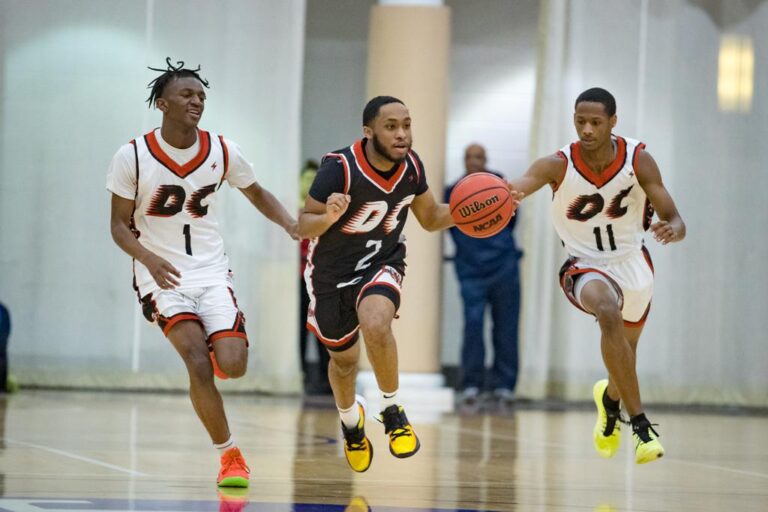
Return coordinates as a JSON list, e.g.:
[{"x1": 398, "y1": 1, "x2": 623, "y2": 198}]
[{"x1": 449, "y1": 172, "x2": 514, "y2": 238}]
